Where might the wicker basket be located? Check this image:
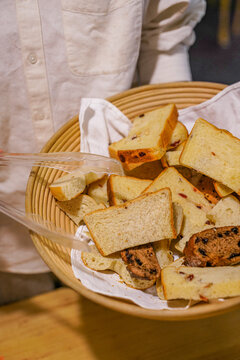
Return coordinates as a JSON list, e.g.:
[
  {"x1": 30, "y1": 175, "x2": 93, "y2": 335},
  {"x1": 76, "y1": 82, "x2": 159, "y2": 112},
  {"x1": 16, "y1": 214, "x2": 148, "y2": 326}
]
[{"x1": 25, "y1": 81, "x2": 240, "y2": 320}]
